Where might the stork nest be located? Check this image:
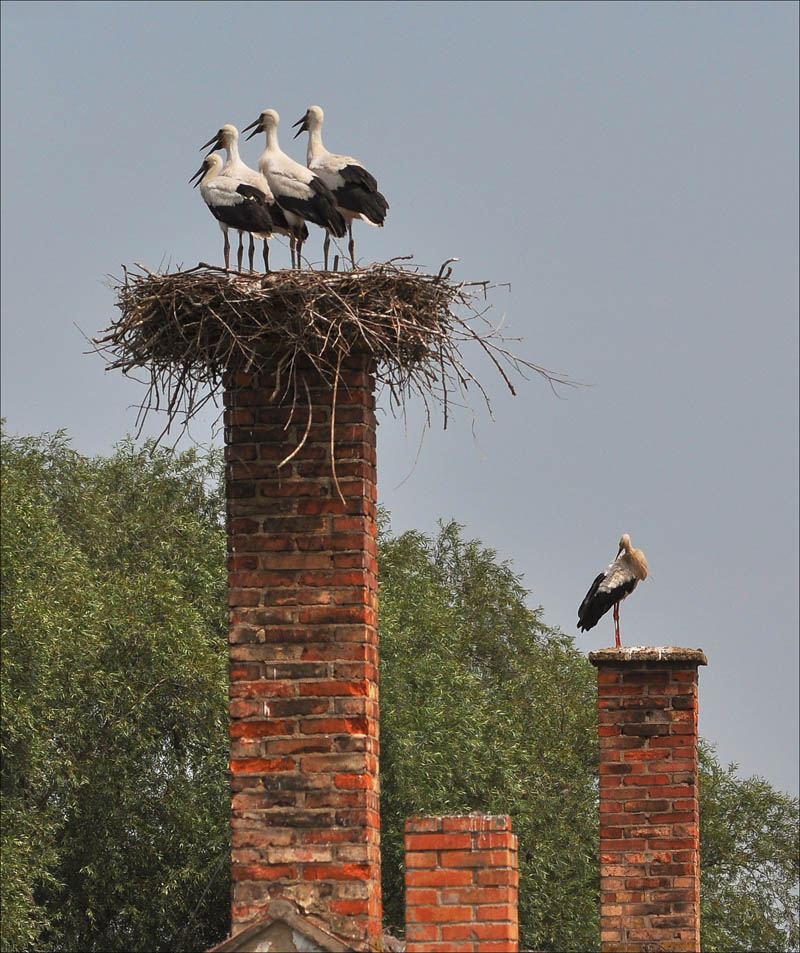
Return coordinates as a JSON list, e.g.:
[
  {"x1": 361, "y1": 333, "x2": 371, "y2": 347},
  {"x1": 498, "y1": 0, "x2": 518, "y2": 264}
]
[{"x1": 94, "y1": 258, "x2": 571, "y2": 445}]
